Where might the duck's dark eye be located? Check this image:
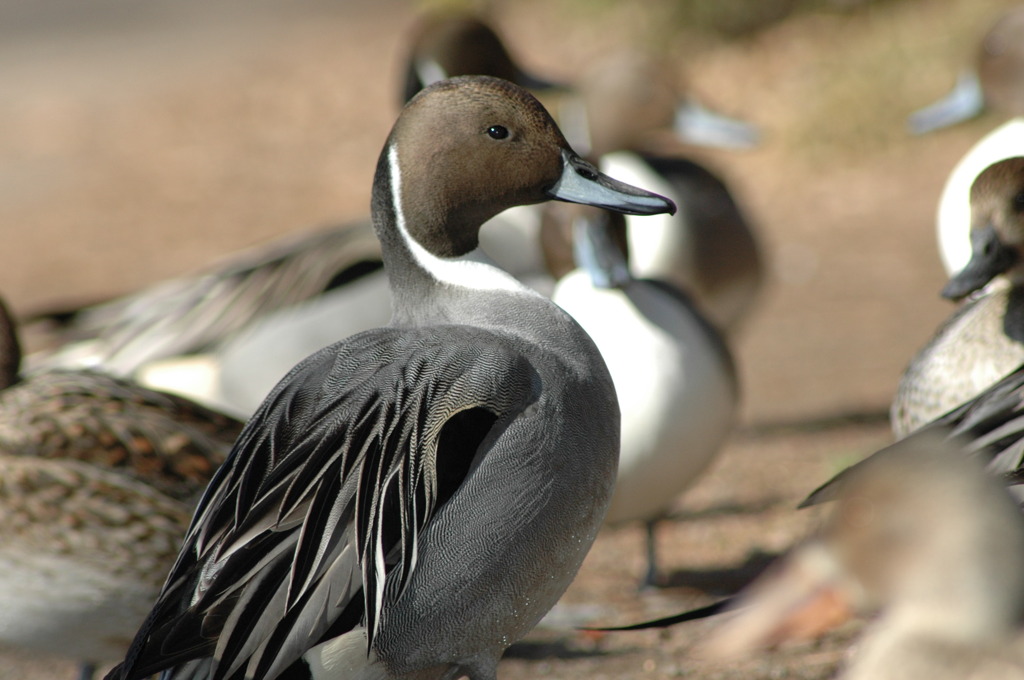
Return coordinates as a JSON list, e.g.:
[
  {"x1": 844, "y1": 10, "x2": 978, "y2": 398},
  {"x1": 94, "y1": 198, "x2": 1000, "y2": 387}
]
[
  {"x1": 487, "y1": 125, "x2": 509, "y2": 140},
  {"x1": 1014, "y1": 189, "x2": 1024, "y2": 213}
]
